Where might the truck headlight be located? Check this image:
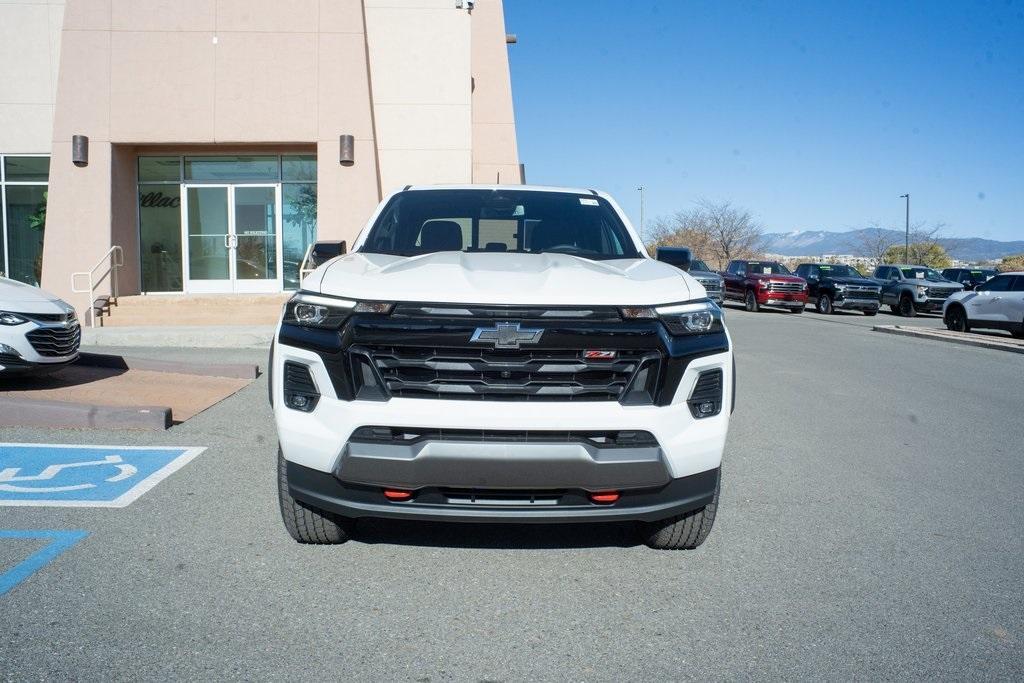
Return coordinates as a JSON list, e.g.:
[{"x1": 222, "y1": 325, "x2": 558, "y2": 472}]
[
  {"x1": 916, "y1": 285, "x2": 928, "y2": 297},
  {"x1": 653, "y1": 300, "x2": 724, "y2": 335},
  {"x1": 0, "y1": 311, "x2": 28, "y2": 326},
  {"x1": 283, "y1": 293, "x2": 395, "y2": 329}
]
